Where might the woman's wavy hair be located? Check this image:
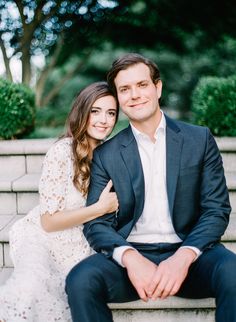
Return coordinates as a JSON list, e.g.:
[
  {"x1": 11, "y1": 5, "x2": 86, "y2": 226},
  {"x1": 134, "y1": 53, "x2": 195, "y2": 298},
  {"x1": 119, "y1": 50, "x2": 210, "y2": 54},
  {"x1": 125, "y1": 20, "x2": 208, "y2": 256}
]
[{"x1": 64, "y1": 81, "x2": 118, "y2": 196}]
